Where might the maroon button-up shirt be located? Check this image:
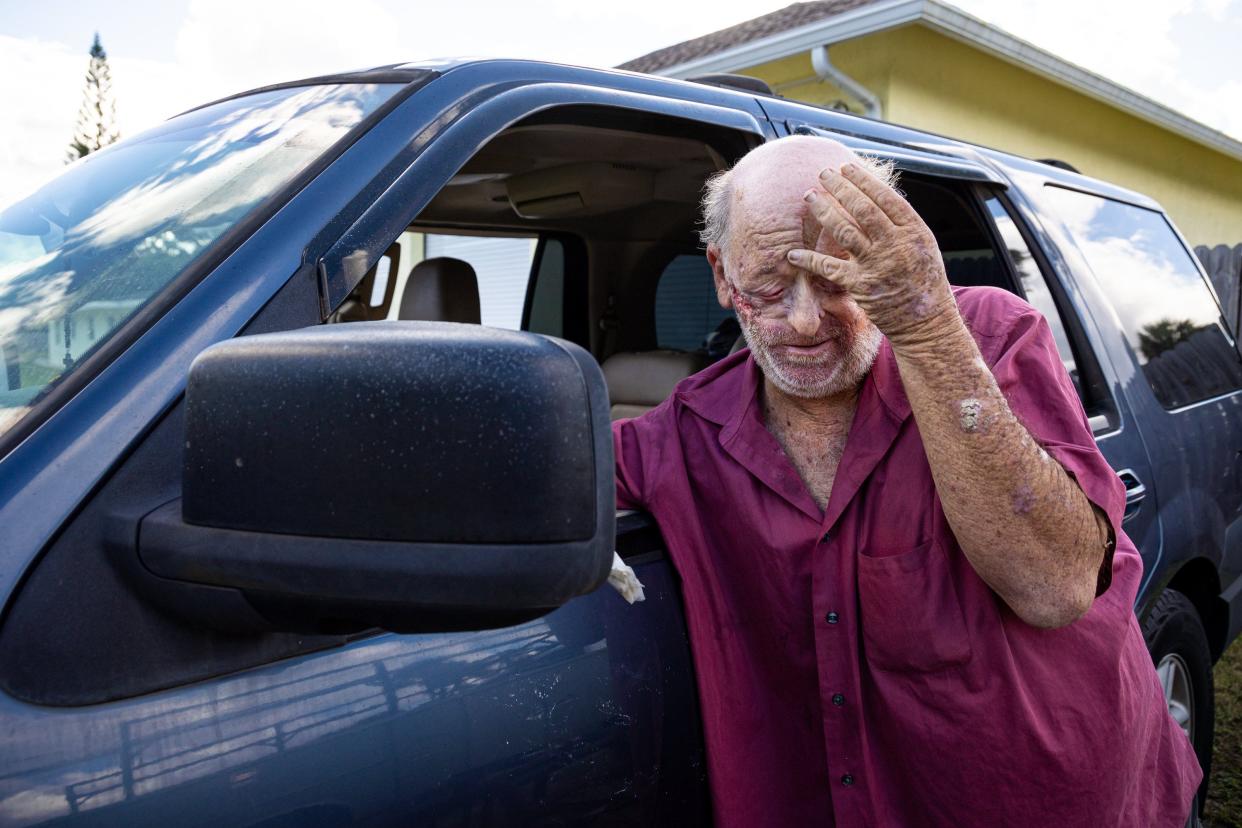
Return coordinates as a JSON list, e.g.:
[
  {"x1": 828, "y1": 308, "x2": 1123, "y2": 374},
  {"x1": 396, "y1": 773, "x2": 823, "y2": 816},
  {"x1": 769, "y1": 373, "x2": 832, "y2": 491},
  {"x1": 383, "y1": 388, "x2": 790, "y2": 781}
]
[{"x1": 613, "y1": 286, "x2": 1201, "y2": 827}]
